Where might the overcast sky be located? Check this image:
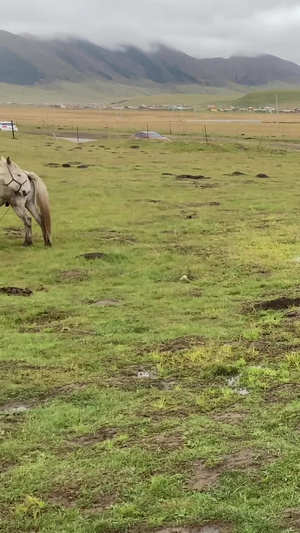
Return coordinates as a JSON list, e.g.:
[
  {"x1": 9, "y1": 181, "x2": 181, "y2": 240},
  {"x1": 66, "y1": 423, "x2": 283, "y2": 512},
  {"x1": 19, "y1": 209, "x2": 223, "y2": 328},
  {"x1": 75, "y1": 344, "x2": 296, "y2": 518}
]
[{"x1": 2, "y1": 0, "x2": 300, "y2": 63}]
